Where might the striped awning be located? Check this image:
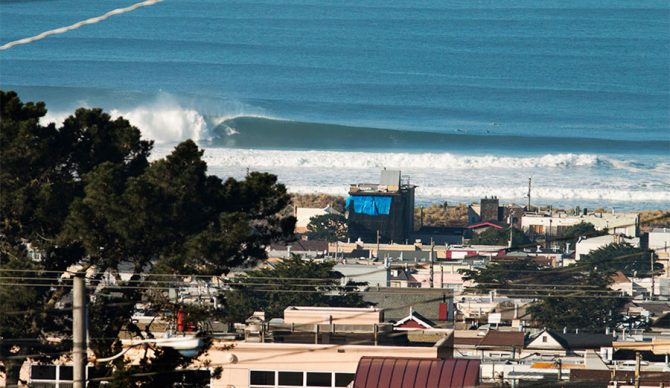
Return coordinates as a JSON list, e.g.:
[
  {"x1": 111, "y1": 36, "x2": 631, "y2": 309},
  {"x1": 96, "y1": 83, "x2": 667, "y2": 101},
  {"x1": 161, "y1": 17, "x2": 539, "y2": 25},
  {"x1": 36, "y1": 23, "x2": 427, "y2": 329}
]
[{"x1": 353, "y1": 357, "x2": 480, "y2": 388}]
